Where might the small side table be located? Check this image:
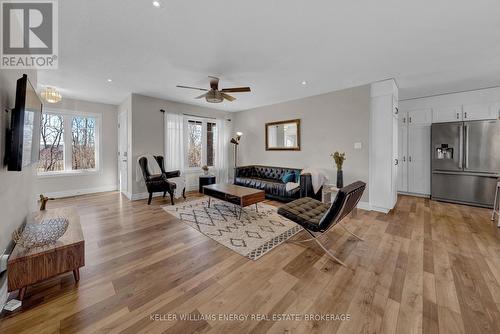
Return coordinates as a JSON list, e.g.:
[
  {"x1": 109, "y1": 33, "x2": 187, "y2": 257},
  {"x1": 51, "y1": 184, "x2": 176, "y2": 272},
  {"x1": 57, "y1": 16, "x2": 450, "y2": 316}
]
[
  {"x1": 8, "y1": 207, "x2": 84, "y2": 301},
  {"x1": 199, "y1": 175, "x2": 216, "y2": 193},
  {"x1": 492, "y1": 181, "x2": 500, "y2": 227},
  {"x1": 322, "y1": 185, "x2": 339, "y2": 204}
]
